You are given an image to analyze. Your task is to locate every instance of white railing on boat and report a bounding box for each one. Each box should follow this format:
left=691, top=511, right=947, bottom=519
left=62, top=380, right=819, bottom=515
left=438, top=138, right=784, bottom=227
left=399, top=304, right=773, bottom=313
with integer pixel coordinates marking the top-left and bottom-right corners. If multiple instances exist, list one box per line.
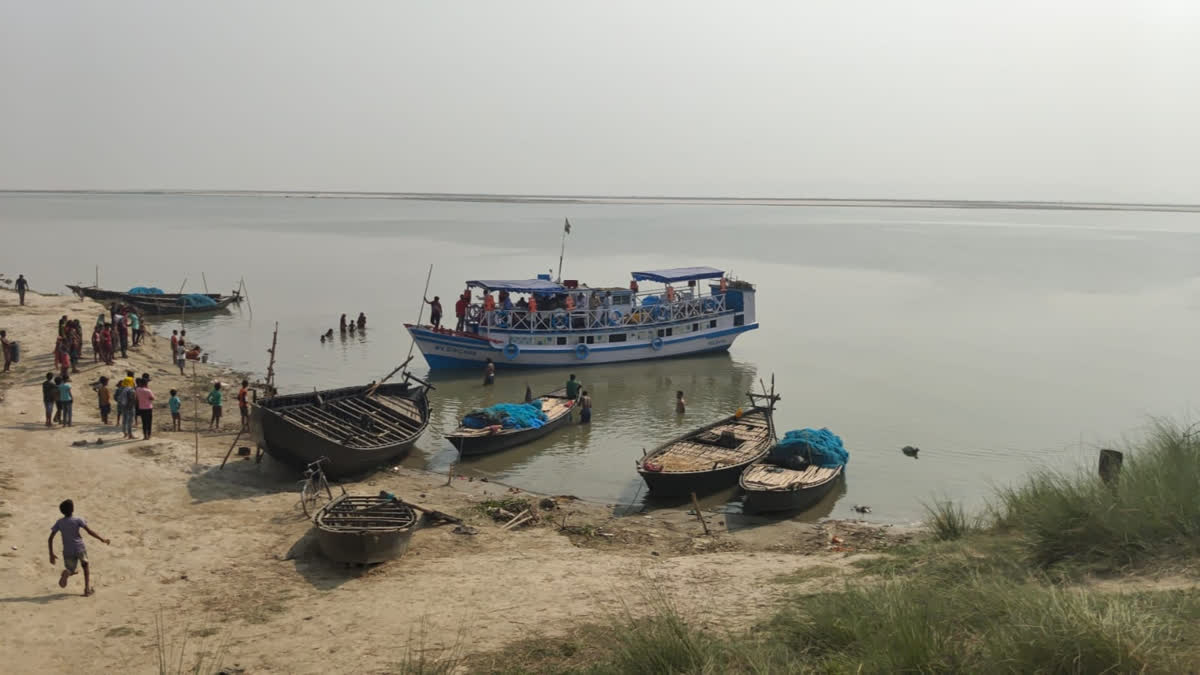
left=471, top=293, right=729, bottom=332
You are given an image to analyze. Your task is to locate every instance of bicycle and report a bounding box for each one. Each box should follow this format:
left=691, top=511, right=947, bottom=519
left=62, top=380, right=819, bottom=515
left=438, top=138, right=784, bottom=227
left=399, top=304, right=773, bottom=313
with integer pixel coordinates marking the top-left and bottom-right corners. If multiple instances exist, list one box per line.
left=298, top=457, right=343, bottom=517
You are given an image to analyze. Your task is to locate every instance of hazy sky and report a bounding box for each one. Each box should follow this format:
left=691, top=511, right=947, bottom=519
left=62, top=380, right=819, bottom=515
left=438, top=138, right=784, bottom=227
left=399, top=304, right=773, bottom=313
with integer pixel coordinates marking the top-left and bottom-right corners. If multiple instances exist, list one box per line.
left=2, top=2, right=1198, bottom=200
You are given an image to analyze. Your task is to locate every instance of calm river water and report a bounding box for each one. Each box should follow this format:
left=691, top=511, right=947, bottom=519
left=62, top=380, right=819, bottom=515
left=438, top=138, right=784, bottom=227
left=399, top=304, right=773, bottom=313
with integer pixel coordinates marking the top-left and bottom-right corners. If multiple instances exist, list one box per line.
left=5, top=193, right=1200, bottom=521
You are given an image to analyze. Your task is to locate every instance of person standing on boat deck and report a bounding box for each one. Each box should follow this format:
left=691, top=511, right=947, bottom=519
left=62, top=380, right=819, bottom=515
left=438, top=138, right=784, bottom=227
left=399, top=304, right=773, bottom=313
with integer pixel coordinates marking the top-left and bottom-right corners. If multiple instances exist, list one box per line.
left=454, top=293, right=468, bottom=332
left=719, top=276, right=728, bottom=293
left=483, top=358, right=495, bottom=386
left=629, top=278, right=638, bottom=293
left=665, top=285, right=676, bottom=303
left=357, top=312, right=366, bottom=330
left=16, top=274, right=28, bottom=305
left=424, top=296, right=443, bottom=329
left=565, top=373, right=581, bottom=401
left=676, top=390, right=686, bottom=414
left=579, top=390, right=592, bottom=424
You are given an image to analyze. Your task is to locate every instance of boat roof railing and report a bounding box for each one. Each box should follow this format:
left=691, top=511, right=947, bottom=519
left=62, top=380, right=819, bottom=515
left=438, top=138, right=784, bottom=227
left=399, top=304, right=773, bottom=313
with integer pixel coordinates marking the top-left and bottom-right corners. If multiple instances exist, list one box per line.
left=467, top=279, right=567, bottom=294
left=630, top=266, right=725, bottom=284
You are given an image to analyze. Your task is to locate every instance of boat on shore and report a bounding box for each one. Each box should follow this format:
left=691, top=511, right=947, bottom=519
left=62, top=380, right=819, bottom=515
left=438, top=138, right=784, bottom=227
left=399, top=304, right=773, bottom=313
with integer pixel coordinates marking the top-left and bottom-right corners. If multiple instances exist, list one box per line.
left=740, top=464, right=845, bottom=514
left=636, top=390, right=779, bottom=497
left=446, top=388, right=576, bottom=456
left=250, top=374, right=431, bottom=478
left=405, top=266, right=758, bottom=369
left=66, top=284, right=242, bottom=315
left=314, top=493, right=418, bottom=564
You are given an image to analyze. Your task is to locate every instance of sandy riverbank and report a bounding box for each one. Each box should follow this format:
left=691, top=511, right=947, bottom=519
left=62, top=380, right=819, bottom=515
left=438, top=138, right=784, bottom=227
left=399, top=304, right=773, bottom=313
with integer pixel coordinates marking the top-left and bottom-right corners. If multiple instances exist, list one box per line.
left=0, top=290, right=911, bottom=673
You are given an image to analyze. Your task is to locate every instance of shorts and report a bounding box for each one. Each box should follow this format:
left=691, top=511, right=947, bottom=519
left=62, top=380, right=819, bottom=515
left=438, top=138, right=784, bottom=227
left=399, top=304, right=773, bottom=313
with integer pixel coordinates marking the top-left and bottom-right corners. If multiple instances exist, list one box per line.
left=176, top=358, right=186, bottom=369
left=240, top=406, right=249, bottom=418
left=212, top=405, right=222, bottom=416
left=171, top=412, right=181, bottom=421
left=99, top=404, right=111, bottom=416
left=64, top=551, right=88, bottom=573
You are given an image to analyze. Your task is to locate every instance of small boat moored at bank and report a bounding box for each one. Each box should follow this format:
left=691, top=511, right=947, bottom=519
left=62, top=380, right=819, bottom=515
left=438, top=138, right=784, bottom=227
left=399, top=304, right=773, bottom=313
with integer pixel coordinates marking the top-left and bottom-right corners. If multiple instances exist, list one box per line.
left=314, top=493, right=419, bottom=564
left=446, top=388, right=577, bottom=456
left=740, top=428, right=849, bottom=514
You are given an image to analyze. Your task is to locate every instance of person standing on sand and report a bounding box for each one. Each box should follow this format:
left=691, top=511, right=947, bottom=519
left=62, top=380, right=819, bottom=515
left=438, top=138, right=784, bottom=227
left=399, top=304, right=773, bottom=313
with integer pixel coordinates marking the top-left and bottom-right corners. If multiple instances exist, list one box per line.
left=579, top=390, right=592, bottom=424
left=42, top=372, right=56, bottom=427
left=115, top=314, right=128, bottom=359
left=1, top=330, right=11, bottom=373
left=95, top=376, right=112, bottom=425
left=135, top=377, right=155, bottom=440
left=15, top=274, right=28, bottom=305
left=206, top=382, right=223, bottom=431
left=58, top=375, right=73, bottom=427
left=424, top=296, right=443, bottom=329
left=483, top=358, right=495, bottom=386
left=48, top=499, right=109, bottom=597
left=169, top=389, right=182, bottom=431
left=128, top=311, right=141, bottom=347
left=237, top=380, right=250, bottom=432
left=116, top=380, right=135, bottom=439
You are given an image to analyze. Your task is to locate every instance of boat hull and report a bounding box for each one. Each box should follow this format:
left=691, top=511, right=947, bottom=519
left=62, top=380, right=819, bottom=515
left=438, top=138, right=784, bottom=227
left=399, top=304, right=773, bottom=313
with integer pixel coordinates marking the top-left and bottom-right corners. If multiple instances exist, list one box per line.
left=408, top=324, right=756, bottom=370
left=741, top=468, right=845, bottom=514
left=640, top=461, right=756, bottom=498
left=449, top=407, right=573, bottom=456
left=316, top=527, right=414, bottom=564
left=250, top=383, right=428, bottom=479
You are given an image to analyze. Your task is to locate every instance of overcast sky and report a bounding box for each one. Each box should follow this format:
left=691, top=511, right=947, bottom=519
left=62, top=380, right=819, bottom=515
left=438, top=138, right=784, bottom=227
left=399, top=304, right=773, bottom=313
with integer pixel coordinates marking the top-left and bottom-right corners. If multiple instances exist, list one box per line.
left=2, top=1, right=1197, bottom=201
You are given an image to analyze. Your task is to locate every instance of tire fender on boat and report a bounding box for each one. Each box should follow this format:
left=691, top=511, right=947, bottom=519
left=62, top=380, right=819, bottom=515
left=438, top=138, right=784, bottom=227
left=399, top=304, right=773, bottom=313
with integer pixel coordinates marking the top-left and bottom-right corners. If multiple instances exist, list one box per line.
left=609, top=309, right=622, bottom=326
left=650, top=337, right=664, bottom=351
left=503, top=342, right=520, bottom=360
left=552, top=312, right=569, bottom=329
left=702, top=298, right=718, bottom=313
left=575, top=343, right=590, bottom=360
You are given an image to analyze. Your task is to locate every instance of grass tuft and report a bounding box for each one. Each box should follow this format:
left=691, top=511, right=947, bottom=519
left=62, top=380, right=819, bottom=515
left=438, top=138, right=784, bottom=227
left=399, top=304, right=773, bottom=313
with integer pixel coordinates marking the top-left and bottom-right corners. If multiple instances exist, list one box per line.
left=924, top=499, right=975, bottom=541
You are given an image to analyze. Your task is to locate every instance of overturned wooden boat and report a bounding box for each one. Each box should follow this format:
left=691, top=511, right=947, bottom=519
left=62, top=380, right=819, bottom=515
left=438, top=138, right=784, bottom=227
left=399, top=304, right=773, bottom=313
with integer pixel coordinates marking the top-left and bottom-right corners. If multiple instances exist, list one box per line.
left=314, top=493, right=418, bottom=564
left=636, top=390, right=779, bottom=497
left=740, top=463, right=845, bottom=514
left=250, top=373, right=431, bottom=478
left=446, top=388, right=576, bottom=456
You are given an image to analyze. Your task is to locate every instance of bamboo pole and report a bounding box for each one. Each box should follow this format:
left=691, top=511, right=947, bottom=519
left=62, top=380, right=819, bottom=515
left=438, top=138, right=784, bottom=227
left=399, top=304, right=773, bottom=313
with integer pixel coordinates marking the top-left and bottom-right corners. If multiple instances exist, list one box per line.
left=240, top=276, right=252, bottom=316
left=202, top=272, right=209, bottom=294
left=405, top=264, right=434, bottom=363
left=192, top=360, right=200, bottom=464
left=265, top=322, right=278, bottom=394
left=690, top=492, right=711, bottom=536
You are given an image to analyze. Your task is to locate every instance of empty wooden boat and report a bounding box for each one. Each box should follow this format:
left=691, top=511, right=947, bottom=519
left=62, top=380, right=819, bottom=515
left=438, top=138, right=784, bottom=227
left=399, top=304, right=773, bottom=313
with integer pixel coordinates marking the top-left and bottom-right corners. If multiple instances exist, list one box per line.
left=636, top=391, right=779, bottom=497
left=740, top=463, right=845, bottom=514
left=314, top=493, right=418, bottom=564
left=250, top=375, right=431, bottom=478
left=446, top=388, right=576, bottom=456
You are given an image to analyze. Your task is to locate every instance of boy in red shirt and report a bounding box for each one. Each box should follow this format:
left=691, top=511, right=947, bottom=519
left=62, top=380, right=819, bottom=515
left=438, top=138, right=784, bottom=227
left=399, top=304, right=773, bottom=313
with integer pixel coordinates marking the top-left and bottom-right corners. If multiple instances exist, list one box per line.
left=238, top=379, right=251, bottom=432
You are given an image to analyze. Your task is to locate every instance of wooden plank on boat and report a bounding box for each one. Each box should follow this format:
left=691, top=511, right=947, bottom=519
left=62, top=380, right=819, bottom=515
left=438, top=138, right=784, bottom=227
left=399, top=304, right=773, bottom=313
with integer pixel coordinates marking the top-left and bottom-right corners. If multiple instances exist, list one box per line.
left=335, top=397, right=422, bottom=431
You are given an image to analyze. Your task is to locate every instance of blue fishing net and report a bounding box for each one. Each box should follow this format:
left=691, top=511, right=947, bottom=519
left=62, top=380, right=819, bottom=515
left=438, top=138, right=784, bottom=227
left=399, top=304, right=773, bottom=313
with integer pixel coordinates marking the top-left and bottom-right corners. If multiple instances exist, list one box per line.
left=767, top=428, right=849, bottom=469
left=462, top=401, right=547, bottom=430
left=128, top=286, right=164, bottom=295
left=180, top=293, right=218, bottom=307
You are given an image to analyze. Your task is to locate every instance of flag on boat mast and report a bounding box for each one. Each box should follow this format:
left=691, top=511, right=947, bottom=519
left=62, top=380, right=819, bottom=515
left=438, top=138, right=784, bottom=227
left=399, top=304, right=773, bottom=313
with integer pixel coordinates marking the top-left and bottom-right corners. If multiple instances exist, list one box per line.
left=564, top=218, right=571, bottom=234
left=557, top=218, right=571, bottom=282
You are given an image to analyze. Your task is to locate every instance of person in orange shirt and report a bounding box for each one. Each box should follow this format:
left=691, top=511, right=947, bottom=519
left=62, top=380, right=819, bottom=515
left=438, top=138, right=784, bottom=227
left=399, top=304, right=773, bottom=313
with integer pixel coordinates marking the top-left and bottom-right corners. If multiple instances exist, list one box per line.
left=528, top=295, right=538, bottom=314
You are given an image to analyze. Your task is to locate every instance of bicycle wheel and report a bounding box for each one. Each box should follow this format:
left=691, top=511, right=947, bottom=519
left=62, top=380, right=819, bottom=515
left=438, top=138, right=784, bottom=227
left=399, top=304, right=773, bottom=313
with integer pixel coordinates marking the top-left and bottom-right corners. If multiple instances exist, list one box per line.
left=300, top=479, right=321, bottom=518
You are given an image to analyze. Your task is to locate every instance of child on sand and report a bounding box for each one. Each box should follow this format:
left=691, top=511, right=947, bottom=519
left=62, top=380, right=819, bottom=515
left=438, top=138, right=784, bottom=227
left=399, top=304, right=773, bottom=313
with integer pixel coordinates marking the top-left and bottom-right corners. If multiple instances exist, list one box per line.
left=48, top=499, right=109, bottom=597
left=237, top=380, right=250, bottom=432
left=206, top=382, right=223, bottom=431
left=169, top=389, right=182, bottom=431
left=95, top=376, right=111, bottom=425
left=58, top=375, right=73, bottom=427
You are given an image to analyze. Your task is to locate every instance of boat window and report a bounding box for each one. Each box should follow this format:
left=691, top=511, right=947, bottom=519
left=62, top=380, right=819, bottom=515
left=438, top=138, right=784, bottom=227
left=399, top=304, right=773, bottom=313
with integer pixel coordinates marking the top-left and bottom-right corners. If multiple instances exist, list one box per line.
left=709, top=319, right=717, bottom=329
left=577, top=336, right=586, bottom=344
left=665, top=328, right=673, bottom=337
left=734, top=314, right=745, bottom=326
left=557, top=336, right=567, bottom=346
left=586, top=335, right=595, bottom=344
left=657, top=328, right=665, bottom=338
left=692, top=323, right=699, bottom=332
left=609, top=333, right=627, bottom=343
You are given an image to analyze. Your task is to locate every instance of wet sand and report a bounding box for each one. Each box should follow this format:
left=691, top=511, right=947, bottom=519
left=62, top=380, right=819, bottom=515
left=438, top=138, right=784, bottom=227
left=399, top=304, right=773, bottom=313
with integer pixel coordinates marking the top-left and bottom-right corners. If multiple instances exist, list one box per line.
left=0, top=290, right=908, bottom=673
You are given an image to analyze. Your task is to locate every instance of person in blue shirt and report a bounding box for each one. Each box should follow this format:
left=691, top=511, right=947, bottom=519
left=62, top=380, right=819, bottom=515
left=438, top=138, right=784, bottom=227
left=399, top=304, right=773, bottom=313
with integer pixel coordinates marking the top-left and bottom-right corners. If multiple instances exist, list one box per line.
left=58, top=375, right=73, bottom=427
left=169, top=389, right=182, bottom=431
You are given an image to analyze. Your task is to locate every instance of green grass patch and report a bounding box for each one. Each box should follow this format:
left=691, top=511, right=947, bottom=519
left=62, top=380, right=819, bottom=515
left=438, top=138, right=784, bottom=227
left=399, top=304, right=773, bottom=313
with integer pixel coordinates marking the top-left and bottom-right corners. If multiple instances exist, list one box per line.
left=924, top=499, right=976, bottom=541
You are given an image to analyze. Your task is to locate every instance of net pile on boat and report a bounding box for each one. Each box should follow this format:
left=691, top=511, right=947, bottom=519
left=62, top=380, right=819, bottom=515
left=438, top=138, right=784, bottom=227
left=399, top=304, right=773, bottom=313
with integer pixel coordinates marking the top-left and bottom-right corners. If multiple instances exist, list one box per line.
left=767, top=428, right=849, bottom=470
left=462, top=401, right=547, bottom=430
left=128, top=286, right=164, bottom=295
left=180, top=293, right=218, bottom=307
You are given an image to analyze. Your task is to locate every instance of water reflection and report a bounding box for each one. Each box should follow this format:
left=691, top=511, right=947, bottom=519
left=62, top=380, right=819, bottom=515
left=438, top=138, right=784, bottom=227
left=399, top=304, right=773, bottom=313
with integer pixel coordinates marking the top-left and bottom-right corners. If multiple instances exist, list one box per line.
left=402, top=353, right=759, bottom=505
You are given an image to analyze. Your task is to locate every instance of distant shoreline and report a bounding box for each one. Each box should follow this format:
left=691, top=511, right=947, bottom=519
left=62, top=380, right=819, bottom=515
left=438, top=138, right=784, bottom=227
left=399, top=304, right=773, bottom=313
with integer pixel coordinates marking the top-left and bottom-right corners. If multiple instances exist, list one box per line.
left=2, top=189, right=1199, bottom=213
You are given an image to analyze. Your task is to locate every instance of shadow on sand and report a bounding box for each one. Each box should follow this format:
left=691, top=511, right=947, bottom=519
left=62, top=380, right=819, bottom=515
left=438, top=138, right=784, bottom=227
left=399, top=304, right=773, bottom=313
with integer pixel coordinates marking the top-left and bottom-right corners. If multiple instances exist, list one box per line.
left=185, top=453, right=299, bottom=504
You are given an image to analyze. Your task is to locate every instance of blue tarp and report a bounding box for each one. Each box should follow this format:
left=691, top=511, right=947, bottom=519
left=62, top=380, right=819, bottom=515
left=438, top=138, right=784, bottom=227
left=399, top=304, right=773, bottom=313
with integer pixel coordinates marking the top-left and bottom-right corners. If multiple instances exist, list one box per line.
left=462, top=401, right=547, bottom=430
left=467, top=279, right=567, bottom=294
left=767, top=428, right=849, bottom=470
left=129, top=286, right=165, bottom=295
left=180, top=294, right=218, bottom=308
left=631, top=267, right=725, bottom=284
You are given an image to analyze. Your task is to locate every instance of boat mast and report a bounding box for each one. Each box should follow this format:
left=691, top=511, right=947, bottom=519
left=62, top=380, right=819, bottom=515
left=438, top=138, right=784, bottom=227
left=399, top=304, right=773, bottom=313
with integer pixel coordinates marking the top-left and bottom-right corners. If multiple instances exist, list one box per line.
left=556, top=218, right=571, bottom=282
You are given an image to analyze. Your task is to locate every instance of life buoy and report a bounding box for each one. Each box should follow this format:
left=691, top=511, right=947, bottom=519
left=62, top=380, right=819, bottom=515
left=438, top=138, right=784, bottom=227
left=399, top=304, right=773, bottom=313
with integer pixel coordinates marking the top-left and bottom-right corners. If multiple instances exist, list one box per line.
left=702, top=298, right=718, bottom=313
left=608, top=309, right=622, bottom=326
left=503, top=343, right=520, bottom=360
left=650, top=337, right=664, bottom=351
left=652, top=305, right=669, bottom=322
left=575, top=343, right=590, bottom=360
left=552, top=312, right=569, bottom=329
left=493, top=311, right=508, bottom=328
left=467, top=305, right=482, bottom=321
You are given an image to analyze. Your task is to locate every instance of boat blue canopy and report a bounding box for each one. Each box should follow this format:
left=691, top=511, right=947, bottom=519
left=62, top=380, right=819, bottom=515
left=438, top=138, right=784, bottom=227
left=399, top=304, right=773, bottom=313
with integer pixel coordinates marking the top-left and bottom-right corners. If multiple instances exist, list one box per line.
left=630, top=266, right=725, bottom=284
left=466, top=279, right=567, bottom=293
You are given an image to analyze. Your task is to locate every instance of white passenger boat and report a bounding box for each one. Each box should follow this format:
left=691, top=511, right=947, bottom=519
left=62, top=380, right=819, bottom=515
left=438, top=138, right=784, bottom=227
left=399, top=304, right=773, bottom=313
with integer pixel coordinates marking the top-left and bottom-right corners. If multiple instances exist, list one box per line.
left=405, top=266, right=758, bottom=369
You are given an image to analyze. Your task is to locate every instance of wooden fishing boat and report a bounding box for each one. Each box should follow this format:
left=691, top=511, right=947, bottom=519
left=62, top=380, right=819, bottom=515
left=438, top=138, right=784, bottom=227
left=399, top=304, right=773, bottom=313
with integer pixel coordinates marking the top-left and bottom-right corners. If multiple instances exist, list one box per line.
left=250, top=375, right=431, bottom=478
left=124, top=294, right=241, bottom=315
left=446, top=388, right=576, bottom=456
left=66, top=284, right=238, bottom=305
left=314, top=493, right=418, bottom=564
left=740, top=463, right=845, bottom=514
left=636, top=390, right=779, bottom=497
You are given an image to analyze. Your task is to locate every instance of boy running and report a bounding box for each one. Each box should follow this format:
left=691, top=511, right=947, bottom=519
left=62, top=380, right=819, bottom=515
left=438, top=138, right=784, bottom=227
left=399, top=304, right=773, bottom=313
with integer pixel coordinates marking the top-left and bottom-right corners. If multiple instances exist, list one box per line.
left=48, top=499, right=109, bottom=597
